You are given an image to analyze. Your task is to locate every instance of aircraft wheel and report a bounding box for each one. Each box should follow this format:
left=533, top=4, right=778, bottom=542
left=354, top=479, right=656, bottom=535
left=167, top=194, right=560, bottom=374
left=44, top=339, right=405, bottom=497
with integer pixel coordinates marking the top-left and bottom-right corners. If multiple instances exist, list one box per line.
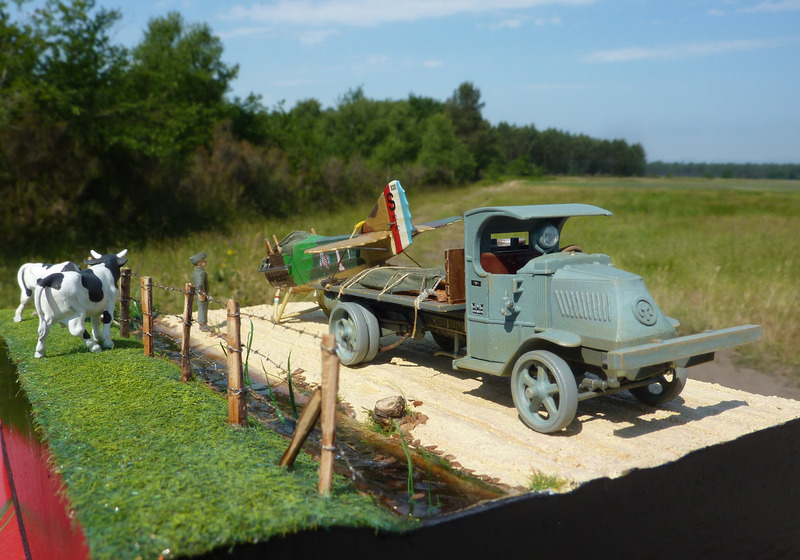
left=511, top=350, right=578, bottom=433
left=329, top=302, right=370, bottom=366
left=629, top=367, right=687, bottom=406
left=315, top=290, right=337, bottom=317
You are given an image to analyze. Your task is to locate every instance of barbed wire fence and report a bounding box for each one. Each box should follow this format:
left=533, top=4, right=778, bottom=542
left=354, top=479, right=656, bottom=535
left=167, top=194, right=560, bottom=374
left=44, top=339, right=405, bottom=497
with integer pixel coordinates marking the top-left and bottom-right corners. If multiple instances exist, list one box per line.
left=121, top=267, right=351, bottom=493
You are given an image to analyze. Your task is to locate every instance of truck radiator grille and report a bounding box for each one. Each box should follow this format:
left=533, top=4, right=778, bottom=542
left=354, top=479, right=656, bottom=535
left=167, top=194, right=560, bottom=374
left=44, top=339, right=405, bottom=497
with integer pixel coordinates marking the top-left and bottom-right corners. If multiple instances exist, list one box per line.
left=555, top=290, right=612, bottom=322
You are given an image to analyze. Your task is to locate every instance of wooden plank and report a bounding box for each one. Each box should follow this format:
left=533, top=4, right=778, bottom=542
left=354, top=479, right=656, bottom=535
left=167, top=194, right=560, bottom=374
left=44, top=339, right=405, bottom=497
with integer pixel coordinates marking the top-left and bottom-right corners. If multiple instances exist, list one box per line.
left=445, top=248, right=466, bottom=304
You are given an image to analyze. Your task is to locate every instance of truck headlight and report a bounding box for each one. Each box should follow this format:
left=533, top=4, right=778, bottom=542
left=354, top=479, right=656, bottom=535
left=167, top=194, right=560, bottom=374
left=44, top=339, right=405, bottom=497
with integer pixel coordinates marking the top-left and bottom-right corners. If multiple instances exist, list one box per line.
left=539, top=225, right=560, bottom=250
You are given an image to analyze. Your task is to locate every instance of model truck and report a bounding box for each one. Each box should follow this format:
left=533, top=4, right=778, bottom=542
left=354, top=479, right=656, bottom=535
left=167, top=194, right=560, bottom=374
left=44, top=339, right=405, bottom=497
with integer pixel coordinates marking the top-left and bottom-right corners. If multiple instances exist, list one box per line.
left=313, top=203, right=761, bottom=434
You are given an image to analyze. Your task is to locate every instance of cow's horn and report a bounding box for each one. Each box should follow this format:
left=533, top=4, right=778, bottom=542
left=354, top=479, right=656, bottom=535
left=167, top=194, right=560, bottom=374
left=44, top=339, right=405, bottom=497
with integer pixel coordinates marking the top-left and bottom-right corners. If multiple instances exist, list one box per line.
left=90, top=250, right=102, bottom=259
left=117, top=249, right=128, bottom=259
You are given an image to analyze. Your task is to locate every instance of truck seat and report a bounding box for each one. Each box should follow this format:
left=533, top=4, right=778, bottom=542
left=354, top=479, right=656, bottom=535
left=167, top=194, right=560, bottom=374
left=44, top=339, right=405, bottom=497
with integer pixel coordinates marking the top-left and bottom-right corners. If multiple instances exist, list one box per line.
left=481, top=251, right=540, bottom=274
left=480, top=252, right=510, bottom=274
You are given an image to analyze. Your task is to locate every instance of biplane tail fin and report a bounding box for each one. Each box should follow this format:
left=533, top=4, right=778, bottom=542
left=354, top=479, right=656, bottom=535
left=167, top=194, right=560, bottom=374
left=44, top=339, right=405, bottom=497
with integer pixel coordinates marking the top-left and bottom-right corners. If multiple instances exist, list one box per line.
left=361, top=180, right=413, bottom=254
left=305, top=179, right=460, bottom=258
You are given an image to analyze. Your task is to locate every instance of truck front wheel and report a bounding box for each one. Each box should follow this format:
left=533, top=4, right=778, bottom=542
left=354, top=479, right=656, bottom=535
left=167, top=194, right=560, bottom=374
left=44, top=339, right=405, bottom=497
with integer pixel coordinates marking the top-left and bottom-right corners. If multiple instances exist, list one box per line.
left=511, top=350, right=579, bottom=433
left=629, top=367, right=687, bottom=406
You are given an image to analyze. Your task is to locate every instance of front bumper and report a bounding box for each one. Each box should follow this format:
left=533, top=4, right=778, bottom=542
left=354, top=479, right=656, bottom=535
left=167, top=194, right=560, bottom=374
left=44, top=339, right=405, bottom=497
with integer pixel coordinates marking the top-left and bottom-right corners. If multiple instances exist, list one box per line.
left=603, top=325, right=762, bottom=374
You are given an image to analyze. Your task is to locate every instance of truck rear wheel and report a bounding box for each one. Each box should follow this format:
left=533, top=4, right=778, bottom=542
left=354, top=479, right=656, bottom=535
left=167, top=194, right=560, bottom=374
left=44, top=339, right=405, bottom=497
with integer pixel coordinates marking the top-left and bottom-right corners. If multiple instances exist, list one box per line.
left=431, top=330, right=465, bottom=352
left=359, top=306, right=380, bottom=362
left=511, top=350, right=579, bottom=433
left=329, top=302, right=371, bottom=365
left=629, top=367, right=687, bottom=406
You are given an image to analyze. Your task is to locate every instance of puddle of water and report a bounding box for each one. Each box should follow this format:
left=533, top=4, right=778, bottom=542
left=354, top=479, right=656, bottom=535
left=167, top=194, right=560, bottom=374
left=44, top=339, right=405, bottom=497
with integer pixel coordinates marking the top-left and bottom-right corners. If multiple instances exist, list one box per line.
left=154, top=332, right=507, bottom=519
left=0, top=339, right=92, bottom=560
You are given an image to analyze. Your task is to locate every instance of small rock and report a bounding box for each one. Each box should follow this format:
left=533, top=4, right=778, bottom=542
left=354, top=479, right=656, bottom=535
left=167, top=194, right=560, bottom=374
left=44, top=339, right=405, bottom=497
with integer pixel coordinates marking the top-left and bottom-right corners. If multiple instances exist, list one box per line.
left=374, top=395, right=406, bottom=419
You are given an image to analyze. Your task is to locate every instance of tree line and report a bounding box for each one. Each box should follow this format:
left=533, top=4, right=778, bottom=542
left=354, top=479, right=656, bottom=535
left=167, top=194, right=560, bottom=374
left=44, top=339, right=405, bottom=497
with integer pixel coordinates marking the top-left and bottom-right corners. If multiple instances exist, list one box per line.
left=1, top=0, right=646, bottom=257
left=647, top=161, right=800, bottom=180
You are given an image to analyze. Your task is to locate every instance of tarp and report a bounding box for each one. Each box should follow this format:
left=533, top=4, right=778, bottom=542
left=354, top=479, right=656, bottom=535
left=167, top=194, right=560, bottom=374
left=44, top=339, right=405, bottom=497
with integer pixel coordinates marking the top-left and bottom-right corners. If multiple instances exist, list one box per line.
left=346, top=266, right=446, bottom=297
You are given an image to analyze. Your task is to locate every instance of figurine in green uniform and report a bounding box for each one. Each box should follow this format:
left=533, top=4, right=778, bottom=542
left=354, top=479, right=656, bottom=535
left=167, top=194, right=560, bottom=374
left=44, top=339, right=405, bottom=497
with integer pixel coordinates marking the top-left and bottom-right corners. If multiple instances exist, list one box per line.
left=190, top=252, right=209, bottom=329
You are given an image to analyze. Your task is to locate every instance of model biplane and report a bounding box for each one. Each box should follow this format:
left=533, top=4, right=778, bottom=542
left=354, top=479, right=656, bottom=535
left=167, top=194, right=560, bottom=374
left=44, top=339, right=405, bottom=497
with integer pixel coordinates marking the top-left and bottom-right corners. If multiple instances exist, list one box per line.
left=259, top=180, right=461, bottom=321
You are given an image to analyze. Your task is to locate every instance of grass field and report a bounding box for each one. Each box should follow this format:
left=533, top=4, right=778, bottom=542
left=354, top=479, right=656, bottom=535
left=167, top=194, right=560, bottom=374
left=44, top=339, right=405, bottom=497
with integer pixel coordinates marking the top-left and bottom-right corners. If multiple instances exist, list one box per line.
left=3, top=176, right=798, bottom=376
left=0, top=310, right=409, bottom=560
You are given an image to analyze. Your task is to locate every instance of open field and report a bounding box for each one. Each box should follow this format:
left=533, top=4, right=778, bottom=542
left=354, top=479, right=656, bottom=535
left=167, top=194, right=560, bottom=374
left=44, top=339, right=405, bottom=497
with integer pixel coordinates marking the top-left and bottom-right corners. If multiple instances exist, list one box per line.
left=3, top=176, right=799, bottom=376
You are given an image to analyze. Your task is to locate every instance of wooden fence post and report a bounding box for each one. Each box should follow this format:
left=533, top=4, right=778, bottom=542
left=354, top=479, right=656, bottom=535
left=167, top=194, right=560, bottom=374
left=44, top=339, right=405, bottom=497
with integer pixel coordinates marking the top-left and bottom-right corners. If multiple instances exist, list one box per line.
left=227, top=299, right=247, bottom=426
left=141, top=276, right=153, bottom=358
left=181, top=283, right=195, bottom=382
left=319, top=334, right=340, bottom=496
left=119, top=267, right=131, bottom=337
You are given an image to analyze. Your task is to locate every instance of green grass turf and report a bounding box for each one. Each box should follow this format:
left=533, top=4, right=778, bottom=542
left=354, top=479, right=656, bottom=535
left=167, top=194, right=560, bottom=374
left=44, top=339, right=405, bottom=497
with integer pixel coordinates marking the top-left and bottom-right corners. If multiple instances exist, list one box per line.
left=0, top=310, right=410, bottom=560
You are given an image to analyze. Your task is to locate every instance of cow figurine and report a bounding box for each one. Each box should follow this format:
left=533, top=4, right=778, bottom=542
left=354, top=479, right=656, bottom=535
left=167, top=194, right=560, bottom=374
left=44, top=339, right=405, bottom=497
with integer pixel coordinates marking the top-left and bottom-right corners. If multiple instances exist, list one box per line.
left=33, top=250, right=128, bottom=358
left=14, top=261, right=82, bottom=322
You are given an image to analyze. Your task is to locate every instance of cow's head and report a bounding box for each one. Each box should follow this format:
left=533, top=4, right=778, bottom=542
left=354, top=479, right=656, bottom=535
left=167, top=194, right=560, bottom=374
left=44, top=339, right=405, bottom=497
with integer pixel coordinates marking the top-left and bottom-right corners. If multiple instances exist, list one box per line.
left=86, top=250, right=128, bottom=283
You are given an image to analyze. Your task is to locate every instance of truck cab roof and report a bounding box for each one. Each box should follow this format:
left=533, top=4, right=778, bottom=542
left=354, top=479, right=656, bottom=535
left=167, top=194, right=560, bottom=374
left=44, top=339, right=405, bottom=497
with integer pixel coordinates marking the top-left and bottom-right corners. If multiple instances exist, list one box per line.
left=464, top=203, right=612, bottom=222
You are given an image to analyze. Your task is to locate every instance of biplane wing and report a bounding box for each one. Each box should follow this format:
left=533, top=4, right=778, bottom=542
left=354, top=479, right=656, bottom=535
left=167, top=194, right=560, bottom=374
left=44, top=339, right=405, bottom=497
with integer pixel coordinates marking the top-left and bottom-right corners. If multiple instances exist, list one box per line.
left=303, top=230, right=393, bottom=255
left=413, top=215, right=463, bottom=234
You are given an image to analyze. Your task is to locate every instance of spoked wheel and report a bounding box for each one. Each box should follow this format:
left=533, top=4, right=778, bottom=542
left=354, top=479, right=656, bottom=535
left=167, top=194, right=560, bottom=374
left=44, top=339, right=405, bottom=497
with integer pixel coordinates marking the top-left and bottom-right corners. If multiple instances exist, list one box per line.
left=511, top=350, right=579, bottom=433
left=329, top=302, right=371, bottom=365
left=629, top=367, right=687, bottom=406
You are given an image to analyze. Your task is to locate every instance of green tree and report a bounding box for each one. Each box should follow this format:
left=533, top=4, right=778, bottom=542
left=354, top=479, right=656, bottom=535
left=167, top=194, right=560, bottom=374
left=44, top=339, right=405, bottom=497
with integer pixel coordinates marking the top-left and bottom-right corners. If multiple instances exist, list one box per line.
left=445, top=82, right=498, bottom=178
left=118, top=11, right=238, bottom=161
left=417, top=113, right=475, bottom=184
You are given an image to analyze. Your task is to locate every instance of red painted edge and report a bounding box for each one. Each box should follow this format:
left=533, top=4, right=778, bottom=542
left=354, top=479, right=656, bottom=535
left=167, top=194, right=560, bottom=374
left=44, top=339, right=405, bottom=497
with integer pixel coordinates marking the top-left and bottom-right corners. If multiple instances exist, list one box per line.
left=0, top=421, right=91, bottom=560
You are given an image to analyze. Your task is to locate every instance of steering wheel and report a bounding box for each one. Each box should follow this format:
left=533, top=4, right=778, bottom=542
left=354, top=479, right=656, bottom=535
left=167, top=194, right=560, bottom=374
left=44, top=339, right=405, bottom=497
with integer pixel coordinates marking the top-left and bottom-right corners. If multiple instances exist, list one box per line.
left=561, top=244, right=583, bottom=253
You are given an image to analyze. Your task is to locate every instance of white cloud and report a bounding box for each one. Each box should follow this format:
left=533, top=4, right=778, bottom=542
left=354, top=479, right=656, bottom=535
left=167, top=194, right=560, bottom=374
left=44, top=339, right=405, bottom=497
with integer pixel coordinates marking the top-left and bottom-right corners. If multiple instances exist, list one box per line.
left=491, top=18, right=525, bottom=29
left=740, top=0, right=800, bottom=13
left=424, top=59, right=444, bottom=67
left=218, top=26, right=274, bottom=39
left=585, top=38, right=786, bottom=63
left=299, top=29, right=340, bottom=44
left=535, top=15, right=562, bottom=25
left=225, top=0, right=595, bottom=27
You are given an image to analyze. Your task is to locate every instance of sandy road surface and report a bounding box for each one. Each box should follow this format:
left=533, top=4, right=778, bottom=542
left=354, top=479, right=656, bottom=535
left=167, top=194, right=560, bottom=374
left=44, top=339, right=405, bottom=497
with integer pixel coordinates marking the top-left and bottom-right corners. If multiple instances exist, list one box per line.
left=156, top=303, right=800, bottom=490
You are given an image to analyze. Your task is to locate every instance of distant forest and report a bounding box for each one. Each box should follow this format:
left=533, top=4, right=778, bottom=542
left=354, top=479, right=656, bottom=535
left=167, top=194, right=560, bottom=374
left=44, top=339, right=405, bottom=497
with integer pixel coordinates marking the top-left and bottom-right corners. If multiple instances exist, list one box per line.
left=647, top=162, right=800, bottom=180
left=2, top=1, right=788, bottom=258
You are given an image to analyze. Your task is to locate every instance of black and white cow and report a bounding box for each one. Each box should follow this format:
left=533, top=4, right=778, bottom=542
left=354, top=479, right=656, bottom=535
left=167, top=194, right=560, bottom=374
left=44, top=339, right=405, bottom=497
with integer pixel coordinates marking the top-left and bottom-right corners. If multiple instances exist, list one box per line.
left=14, top=261, right=82, bottom=322
left=33, top=250, right=128, bottom=358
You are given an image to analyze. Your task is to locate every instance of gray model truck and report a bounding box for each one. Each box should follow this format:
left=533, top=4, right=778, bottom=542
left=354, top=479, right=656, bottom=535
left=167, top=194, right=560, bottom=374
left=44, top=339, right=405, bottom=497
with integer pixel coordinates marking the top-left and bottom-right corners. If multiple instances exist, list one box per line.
left=313, top=203, right=761, bottom=434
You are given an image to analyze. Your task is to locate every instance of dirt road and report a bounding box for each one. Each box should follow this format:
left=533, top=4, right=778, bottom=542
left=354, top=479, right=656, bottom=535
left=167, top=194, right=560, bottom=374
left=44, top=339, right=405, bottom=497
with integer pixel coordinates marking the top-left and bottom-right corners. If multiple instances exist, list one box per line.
left=156, top=302, right=800, bottom=490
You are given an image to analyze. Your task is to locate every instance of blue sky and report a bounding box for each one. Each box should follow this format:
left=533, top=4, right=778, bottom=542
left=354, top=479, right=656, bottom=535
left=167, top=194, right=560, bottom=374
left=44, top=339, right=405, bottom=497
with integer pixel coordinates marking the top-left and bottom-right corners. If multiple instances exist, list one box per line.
left=90, top=1, right=800, bottom=162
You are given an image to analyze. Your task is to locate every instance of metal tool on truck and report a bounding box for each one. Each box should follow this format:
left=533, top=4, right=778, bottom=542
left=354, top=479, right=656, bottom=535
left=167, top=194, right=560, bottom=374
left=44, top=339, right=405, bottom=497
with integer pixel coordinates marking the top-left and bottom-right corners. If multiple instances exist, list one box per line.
left=314, top=203, right=761, bottom=434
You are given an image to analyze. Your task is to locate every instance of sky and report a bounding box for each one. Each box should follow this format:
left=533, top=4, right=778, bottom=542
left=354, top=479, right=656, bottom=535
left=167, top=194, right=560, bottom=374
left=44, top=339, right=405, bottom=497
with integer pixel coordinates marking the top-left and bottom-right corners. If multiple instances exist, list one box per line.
left=53, top=1, right=800, bottom=163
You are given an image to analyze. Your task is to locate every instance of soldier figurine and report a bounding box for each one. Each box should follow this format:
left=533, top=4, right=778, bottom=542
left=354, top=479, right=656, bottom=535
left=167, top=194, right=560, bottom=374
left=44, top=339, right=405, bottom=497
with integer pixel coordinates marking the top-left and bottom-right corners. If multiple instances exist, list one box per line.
left=190, top=252, right=209, bottom=329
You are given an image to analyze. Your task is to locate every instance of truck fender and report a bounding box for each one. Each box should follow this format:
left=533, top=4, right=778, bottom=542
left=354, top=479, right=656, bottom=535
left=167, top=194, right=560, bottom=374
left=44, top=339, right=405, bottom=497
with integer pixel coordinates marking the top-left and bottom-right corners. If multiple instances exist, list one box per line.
left=529, top=329, right=582, bottom=348
left=501, top=329, right=583, bottom=376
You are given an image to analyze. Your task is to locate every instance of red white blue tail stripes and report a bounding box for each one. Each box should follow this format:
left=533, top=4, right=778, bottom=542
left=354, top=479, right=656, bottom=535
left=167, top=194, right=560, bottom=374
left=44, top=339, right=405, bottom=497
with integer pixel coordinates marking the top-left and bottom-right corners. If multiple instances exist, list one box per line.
left=384, top=180, right=413, bottom=254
